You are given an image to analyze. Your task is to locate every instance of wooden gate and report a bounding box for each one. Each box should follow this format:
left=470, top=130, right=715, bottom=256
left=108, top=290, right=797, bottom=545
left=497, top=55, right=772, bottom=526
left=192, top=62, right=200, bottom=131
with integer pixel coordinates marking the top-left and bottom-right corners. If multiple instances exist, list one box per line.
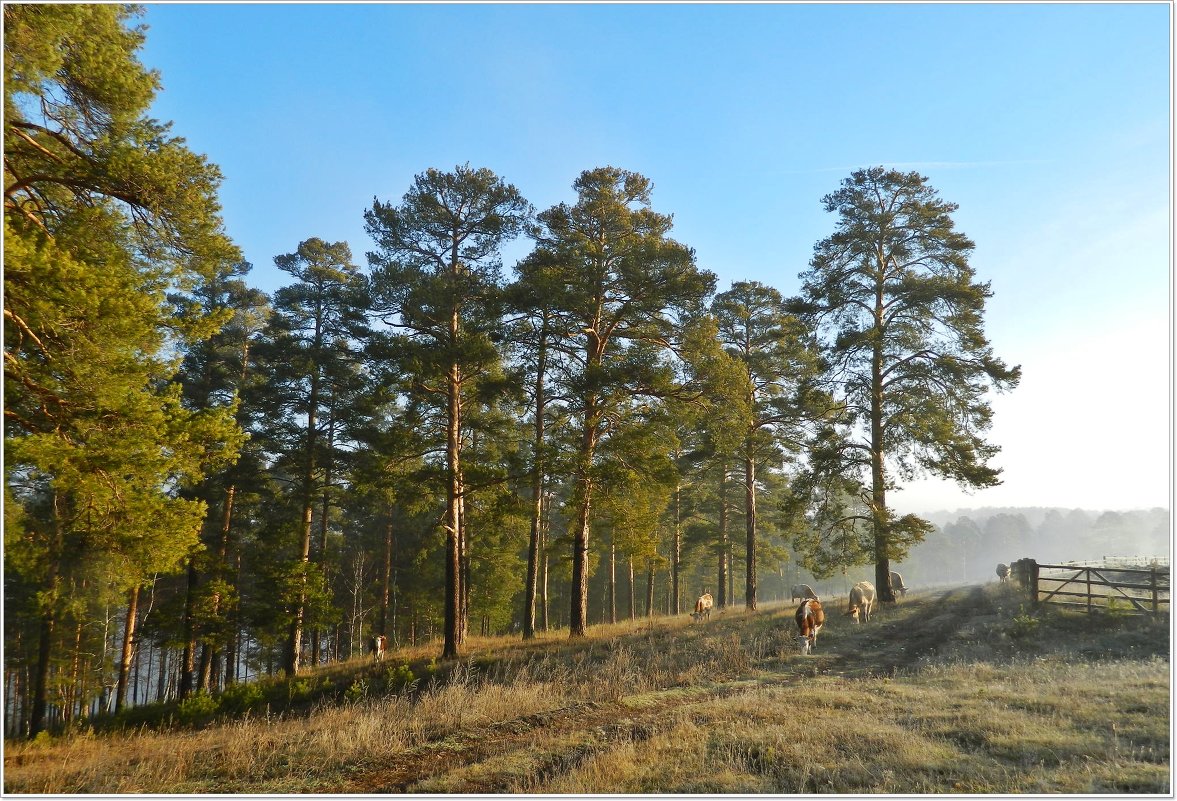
left=1012, top=559, right=1170, bottom=616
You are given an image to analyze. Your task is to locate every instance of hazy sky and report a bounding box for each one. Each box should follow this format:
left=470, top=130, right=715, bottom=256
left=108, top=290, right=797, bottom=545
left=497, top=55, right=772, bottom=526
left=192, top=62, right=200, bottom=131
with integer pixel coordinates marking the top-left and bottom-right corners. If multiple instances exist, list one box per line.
left=139, top=3, right=1171, bottom=515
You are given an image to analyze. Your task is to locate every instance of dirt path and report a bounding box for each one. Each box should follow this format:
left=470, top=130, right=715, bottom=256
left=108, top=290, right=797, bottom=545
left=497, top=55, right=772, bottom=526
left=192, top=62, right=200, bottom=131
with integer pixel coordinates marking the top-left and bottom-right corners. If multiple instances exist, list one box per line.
left=340, top=586, right=993, bottom=793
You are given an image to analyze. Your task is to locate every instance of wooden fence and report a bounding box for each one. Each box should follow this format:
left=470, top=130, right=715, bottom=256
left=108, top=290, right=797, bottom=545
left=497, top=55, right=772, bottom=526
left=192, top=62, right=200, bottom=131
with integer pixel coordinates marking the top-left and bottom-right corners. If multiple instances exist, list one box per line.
left=1011, top=558, right=1170, bottom=616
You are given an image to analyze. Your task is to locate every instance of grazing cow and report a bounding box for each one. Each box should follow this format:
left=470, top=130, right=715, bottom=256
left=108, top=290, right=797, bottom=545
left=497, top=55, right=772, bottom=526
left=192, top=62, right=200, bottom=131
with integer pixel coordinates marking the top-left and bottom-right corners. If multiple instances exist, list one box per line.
left=691, top=593, right=714, bottom=622
left=795, top=598, right=825, bottom=655
left=790, top=583, right=819, bottom=603
left=844, top=581, right=876, bottom=624
left=996, top=563, right=1011, bottom=583
left=368, top=634, right=387, bottom=662
left=889, top=571, right=909, bottom=598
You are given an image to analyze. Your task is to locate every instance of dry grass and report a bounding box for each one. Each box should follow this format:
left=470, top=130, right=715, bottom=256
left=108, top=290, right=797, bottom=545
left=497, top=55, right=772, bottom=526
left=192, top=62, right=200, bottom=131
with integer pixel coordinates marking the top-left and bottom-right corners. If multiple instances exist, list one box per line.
left=4, top=586, right=1170, bottom=794
left=525, top=655, right=1169, bottom=794
left=3, top=668, right=567, bottom=793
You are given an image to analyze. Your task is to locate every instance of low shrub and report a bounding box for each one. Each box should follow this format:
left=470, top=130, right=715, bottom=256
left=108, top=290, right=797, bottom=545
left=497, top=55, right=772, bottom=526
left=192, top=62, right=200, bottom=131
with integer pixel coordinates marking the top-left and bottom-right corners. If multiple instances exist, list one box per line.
left=345, top=679, right=369, bottom=703
left=287, top=679, right=314, bottom=703
left=386, top=662, right=416, bottom=690
left=218, top=681, right=266, bottom=715
left=177, top=691, right=218, bottom=725
left=1010, top=606, right=1039, bottom=639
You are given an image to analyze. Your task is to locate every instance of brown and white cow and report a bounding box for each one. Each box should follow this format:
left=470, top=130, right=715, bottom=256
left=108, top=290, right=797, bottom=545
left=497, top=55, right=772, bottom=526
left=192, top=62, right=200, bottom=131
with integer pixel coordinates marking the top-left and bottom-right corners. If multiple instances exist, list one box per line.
left=369, top=634, right=387, bottom=662
left=691, top=593, right=714, bottom=622
left=844, top=581, right=876, bottom=624
left=996, top=563, right=1011, bottom=583
left=790, top=583, right=819, bottom=603
left=795, top=598, right=825, bottom=655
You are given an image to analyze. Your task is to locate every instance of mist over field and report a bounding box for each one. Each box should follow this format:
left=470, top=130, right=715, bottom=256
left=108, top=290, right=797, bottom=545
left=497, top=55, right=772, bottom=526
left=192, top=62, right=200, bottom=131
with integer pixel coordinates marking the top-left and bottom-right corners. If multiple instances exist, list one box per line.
left=783, top=506, right=1170, bottom=599
left=896, top=506, right=1167, bottom=585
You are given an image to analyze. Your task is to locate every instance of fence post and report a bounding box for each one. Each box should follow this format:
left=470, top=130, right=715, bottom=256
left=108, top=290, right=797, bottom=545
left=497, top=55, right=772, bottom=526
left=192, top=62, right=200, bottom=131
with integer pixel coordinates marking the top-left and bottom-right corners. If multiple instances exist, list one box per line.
left=1030, top=560, right=1039, bottom=608
left=1086, top=568, right=1092, bottom=614
left=1151, top=566, right=1158, bottom=615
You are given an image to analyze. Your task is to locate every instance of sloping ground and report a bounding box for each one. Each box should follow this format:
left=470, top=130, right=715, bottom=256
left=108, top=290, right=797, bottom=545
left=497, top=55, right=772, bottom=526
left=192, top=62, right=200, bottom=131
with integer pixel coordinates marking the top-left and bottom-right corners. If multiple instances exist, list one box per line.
left=340, top=584, right=1169, bottom=794
left=4, top=583, right=1169, bottom=793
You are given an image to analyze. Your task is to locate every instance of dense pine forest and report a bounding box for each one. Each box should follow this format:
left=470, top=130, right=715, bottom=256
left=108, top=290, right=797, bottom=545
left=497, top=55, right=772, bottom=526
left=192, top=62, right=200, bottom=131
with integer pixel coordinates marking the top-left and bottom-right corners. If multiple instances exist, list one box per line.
left=4, top=5, right=1069, bottom=740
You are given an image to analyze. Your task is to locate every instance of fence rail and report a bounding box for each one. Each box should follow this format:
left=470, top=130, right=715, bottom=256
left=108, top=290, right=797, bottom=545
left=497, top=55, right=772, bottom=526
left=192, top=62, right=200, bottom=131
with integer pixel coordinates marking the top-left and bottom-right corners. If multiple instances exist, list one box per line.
left=1011, top=558, right=1170, bottom=616
left=1060, top=556, right=1170, bottom=569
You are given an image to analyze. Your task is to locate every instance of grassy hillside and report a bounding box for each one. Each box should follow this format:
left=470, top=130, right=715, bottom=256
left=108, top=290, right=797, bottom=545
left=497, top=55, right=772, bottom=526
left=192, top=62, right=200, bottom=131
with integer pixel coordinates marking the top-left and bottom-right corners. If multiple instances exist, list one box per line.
left=4, top=582, right=1169, bottom=794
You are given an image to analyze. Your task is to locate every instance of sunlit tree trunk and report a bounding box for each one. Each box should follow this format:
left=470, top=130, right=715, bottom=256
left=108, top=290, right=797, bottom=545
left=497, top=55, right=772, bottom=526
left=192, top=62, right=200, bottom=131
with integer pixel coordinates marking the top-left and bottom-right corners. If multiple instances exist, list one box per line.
left=718, top=465, right=729, bottom=608
left=115, top=585, right=140, bottom=712
left=744, top=437, right=758, bottom=611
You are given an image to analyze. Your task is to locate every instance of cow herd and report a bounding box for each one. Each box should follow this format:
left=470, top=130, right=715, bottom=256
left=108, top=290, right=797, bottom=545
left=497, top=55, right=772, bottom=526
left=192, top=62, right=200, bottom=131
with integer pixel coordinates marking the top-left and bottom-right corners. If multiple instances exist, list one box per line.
left=693, top=571, right=914, bottom=656
left=362, top=563, right=1016, bottom=666
left=690, top=562, right=1014, bottom=655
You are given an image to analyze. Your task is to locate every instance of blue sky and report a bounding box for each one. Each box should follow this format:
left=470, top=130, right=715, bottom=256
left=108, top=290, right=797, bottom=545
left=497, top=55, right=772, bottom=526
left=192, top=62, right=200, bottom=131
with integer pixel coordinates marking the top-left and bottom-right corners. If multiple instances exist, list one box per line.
left=139, top=3, right=1171, bottom=515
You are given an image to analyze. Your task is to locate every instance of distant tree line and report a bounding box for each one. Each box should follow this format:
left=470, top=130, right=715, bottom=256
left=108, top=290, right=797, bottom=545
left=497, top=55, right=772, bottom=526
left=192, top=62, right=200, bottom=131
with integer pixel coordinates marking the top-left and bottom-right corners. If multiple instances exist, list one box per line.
left=895, top=507, right=1171, bottom=586
left=3, top=6, right=1020, bottom=737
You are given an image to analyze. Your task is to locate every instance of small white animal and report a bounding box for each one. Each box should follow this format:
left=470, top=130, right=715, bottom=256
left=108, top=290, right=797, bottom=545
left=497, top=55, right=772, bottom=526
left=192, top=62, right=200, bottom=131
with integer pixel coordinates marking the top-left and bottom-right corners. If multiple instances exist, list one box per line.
left=889, top=571, right=908, bottom=598
left=844, top=581, right=876, bottom=624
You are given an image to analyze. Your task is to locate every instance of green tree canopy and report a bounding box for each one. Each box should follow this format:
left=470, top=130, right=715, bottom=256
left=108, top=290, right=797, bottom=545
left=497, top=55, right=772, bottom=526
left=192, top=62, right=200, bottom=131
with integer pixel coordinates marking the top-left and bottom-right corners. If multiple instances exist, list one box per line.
left=3, top=4, right=242, bottom=736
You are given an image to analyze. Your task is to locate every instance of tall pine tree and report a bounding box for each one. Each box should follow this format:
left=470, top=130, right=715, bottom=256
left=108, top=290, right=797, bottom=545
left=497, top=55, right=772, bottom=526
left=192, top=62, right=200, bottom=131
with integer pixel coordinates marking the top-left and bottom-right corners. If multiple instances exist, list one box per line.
left=794, top=167, right=1021, bottom=602
left=365, top=165, right=531, bottom=659
left=527, top=167, right=714, bottom=637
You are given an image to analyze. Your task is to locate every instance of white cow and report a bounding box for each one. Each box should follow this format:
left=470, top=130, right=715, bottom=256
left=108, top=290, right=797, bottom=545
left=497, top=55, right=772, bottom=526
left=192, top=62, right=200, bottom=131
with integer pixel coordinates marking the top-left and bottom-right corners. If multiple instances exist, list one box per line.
left=790, top=583, right=819, bottom=603
left=369, top=634, right=387, bottom=662
left=690, top=593, right=714, bottom=622
left=889, top=571, right=909, bottom=598
left=844, top=581, right=876, bottom=624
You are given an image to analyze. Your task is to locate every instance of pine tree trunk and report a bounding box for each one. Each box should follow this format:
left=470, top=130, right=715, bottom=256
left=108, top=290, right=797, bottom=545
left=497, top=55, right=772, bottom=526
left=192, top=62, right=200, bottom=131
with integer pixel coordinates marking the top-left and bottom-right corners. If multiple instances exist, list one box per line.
left=728, top=542, right=735, bottom=604
left=31, top=601, right=55, bottom=735
left=443, top=343, right=462, bottom=659
left=672, top=463, right=682, bottom=615
left=115, top=585, right=140, bottom=713
left=9, top=665, right=23, bottom=738
left=30, top=494, right=64, bottom=738
left=540, top=493, right=550, bottom=632
left=458, top=465, right=469, bottom=646
left=871, top=285, right=894, bottom=604
left=132, top=634, right=144, bottom=705
left=379, top=513, right=393, bottom=636
left=221, top=334, right=250, bottom=686
left=570, top=395, right=601, bottom=637
left=523, top=329, right=547, bottom=640
left=65, top=619, right=83, bottom=725
left=178, top=557, right=199, bottom=699
left=286, top=306, right=322, bottom=676
left=311, top=418, right=333, bottom=668
left=196, top=644, right=212, bottom=693
left=645, top=559, right=655, bottom=618
left=718, top=465, right=729, bottom=608
left=156, top=648, right=168, bottom=703
left=224, top=550, right=242, bottom=686
left=744, top=439, right=758, bottom=611
left=608, top=537, right=617, bottom=624
left=627, top=556, right=636, bottom=621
